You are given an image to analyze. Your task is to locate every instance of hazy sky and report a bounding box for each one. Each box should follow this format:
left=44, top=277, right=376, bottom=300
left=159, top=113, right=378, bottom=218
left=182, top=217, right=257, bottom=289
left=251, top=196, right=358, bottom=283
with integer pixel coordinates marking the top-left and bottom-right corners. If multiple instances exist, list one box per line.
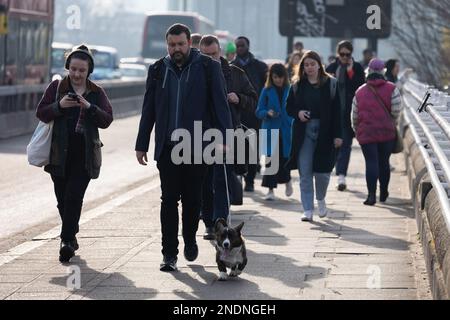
left=87, top=0, right=168, bottom=14
left=125, top=0, right=168, bottom=13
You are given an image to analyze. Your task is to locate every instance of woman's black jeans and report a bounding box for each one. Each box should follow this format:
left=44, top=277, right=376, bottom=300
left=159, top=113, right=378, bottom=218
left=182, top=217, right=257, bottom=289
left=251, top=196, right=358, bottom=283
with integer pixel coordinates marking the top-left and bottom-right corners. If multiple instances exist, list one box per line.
left=51, top=160, right=91, bottom=242
left=360, top=140, right=395, bottom=195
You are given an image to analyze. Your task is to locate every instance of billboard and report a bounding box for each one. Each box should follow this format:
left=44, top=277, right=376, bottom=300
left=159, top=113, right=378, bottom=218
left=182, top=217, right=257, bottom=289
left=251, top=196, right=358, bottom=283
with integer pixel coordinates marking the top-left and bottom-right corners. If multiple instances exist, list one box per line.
left=279, top=0, right=392, bottom=38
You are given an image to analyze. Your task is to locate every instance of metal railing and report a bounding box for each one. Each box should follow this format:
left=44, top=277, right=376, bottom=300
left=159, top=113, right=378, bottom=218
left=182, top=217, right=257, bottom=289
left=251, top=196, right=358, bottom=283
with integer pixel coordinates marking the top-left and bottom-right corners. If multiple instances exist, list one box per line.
left=0, top=79, right=146, bottom=139
left=402, top=77, right=450, bottom=233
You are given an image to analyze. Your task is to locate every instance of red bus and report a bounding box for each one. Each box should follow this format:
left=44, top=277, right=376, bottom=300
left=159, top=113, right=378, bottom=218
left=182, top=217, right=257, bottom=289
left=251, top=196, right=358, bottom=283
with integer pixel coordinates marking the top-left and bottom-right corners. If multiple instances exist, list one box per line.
left=142, top=12, right=215, bottom=60
left=0, top=0, right=54, bottom=85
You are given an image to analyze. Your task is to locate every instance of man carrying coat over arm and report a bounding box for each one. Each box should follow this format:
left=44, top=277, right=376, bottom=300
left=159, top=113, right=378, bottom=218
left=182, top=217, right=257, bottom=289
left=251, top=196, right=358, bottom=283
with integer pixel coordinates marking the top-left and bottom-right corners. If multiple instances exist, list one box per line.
left=135, top=24, right=233, bottom=272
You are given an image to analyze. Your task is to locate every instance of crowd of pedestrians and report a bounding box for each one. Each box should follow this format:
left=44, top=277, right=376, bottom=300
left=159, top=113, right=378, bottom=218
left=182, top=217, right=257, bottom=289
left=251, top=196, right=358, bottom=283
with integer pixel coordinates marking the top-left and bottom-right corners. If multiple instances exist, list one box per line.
left=34, top=23, right=406, bottom=270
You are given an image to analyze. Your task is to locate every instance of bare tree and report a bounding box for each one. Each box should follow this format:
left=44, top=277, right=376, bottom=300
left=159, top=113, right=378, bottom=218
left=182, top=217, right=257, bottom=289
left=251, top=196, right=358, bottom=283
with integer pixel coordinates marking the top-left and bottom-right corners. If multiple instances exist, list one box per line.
left=391, top=0, right=450, bottom=88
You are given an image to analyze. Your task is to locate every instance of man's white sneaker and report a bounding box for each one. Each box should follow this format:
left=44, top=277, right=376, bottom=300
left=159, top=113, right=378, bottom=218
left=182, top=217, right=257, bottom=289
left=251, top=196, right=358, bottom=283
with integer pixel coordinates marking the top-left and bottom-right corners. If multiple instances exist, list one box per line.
left=285, top=181, right=293, bottom=197
left=264, top=190, right=275, bottom=201
left=301, top=211, right=314, bottom=222
left=318, top=200, right=329, bottom=218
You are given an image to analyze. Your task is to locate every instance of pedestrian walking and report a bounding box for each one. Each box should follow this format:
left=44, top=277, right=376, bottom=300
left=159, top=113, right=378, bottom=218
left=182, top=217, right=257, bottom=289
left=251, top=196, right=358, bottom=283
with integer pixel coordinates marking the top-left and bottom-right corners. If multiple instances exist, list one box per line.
left=199, top=35, right=258, bottom=240
left=286, top=50, right=343, bottom=222
left=36, top=44, right=114, bottom=263
left=351, top=59, right=403, bottom=206
left=326, top=41, right=366, bottom=192
left=231, top=36, right=268, bottom=193
left=385, top=58, right=413, bottom=91
left=361, top=48, right=375, bottom=71
left=255, top=63, right=293, bottom=201
left=135, top=24, right=233, bottom=272
left=225, top=42, right=237, bottom=62
left=191, top=33, right=202, bottom=49
left=286, top=41, right=305, bottom=63
left=286, top=51, right=303, bottom=82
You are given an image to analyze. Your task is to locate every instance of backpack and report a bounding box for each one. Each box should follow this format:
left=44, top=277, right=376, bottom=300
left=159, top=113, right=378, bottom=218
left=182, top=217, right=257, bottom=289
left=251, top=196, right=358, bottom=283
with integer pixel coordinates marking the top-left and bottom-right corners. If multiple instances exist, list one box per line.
left=292, top=77, right=337, bottom=100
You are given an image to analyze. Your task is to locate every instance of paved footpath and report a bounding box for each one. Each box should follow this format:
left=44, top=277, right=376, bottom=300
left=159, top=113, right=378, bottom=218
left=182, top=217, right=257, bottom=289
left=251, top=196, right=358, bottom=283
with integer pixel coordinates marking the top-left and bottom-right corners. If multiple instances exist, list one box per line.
left=0, top=147, right=431, bottom=300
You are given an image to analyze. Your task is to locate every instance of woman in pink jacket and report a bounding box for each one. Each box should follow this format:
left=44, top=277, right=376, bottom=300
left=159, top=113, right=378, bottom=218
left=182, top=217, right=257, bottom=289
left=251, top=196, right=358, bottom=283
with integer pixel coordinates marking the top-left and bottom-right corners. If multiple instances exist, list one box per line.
left=351, top=59, right=403, bottom=206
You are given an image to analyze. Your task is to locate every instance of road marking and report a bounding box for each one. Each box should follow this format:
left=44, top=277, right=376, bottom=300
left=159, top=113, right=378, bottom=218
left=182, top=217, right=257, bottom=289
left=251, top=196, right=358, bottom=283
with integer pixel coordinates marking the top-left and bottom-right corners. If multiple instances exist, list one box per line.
left=0, top=177, right=160, bottom=268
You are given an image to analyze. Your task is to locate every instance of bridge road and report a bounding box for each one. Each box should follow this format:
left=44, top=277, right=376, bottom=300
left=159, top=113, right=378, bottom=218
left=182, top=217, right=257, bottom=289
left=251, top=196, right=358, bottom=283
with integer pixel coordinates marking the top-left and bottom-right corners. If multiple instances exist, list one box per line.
left=0, top=115, right=158, bottom=251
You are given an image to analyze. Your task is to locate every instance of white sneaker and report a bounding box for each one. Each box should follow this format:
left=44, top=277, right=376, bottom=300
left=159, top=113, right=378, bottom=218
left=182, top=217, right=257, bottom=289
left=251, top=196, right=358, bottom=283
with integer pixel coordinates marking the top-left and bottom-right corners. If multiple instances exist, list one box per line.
left=301, top=211, right=314, bottom=222
left=285, top=181, right=293, bottom=197
left=318, top=200, right=329, bottom=218
left=264, top=189, right=275, bottom=201
left=337, top=175, right=347, bottom=191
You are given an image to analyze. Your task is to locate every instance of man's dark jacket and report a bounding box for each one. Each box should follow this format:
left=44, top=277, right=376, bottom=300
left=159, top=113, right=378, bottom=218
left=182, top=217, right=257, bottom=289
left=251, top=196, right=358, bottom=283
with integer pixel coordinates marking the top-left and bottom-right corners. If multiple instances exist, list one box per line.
left=135, top=49, right=233, bottom=161
left=231, top=52, right=268, bottom=129
left=220, top=57, right=258, bottom=129
left=326, top=59, right=365, bottom=133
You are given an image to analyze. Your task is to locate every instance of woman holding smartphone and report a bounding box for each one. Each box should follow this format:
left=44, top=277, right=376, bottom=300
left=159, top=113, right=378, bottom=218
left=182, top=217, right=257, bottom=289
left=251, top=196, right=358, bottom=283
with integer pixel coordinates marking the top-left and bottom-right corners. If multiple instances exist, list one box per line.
left=36, top=45, right=113, bottom=263
left=286, top=51, right=343, bottom=222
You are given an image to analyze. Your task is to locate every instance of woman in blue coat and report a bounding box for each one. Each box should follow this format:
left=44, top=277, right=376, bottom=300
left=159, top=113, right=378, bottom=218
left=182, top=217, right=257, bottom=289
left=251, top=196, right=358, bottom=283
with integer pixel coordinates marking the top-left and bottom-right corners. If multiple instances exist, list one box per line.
left=256, top=63, right=294, bottom=201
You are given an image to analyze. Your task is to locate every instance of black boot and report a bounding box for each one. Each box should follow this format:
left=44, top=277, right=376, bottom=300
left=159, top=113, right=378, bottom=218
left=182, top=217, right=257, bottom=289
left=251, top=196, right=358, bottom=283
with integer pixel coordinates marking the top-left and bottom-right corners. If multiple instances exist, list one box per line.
left=380, top=190, right=389, bottom=203
left=59, top=241, right=75, bottom=263
left=364, top=193, right=376, bottom=206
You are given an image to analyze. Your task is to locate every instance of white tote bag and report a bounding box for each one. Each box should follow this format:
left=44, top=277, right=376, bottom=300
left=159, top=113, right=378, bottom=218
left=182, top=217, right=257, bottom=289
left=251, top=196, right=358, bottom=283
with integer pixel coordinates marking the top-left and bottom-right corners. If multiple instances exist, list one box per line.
left=27, top=120, right=54, bottom=167
left=27, top=80, right=59, bottom=167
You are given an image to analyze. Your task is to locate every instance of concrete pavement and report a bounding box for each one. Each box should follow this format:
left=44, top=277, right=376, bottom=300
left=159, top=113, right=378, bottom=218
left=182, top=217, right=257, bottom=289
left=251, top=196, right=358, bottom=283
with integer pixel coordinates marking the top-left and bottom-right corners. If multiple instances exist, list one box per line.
left=0, top=146, right=431, bottom=300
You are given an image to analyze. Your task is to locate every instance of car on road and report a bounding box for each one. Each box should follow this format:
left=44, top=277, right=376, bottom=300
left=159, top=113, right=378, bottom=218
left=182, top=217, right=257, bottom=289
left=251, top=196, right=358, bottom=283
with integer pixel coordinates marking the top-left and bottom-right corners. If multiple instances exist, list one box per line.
left=120, top=57, right=155, bottom=69
left=89, top=45, right=122, bottom=81
left=119, top=63, right=147, bottom=81
left=51, top=42, right=73, bottom=81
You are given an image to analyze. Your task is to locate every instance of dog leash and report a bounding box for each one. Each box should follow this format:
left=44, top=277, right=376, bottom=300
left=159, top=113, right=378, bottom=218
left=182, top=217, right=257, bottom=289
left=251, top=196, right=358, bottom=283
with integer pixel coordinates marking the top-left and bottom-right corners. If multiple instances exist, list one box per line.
left=222, top=163, right=232, bottom=226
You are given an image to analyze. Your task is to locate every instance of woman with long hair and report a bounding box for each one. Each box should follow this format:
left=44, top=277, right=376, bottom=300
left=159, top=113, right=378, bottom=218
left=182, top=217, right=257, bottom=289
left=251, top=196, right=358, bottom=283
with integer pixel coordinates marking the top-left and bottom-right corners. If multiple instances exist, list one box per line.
left=286, top=51, right=343, bottom=222
left=256, top=63, right=293, bottom=201
left=286, top=51, right=303, bottom=82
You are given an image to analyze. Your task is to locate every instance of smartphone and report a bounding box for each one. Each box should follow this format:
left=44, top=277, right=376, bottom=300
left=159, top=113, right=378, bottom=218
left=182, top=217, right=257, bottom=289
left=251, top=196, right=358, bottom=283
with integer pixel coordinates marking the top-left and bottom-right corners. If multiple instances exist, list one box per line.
left=304, top=111, right=311, bottom=120
left=68, top=92, right=80, bottom=102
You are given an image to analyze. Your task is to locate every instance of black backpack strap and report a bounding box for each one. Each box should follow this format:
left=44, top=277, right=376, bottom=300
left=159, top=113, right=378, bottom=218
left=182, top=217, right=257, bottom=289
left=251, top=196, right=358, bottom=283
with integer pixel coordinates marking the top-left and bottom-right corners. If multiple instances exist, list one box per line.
left=151, top=58, right=165, bottom=82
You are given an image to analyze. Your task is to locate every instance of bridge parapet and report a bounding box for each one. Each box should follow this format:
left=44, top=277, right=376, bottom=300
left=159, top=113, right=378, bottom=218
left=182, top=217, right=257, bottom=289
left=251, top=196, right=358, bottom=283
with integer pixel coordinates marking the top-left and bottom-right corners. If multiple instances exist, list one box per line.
left=402, top=77, right=450, bottom=299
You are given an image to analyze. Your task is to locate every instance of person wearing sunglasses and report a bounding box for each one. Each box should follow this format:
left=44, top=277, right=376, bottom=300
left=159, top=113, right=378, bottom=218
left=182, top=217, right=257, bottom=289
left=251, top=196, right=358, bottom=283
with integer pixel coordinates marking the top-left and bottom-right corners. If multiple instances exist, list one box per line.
left=326, top=40, right=366, bottom=192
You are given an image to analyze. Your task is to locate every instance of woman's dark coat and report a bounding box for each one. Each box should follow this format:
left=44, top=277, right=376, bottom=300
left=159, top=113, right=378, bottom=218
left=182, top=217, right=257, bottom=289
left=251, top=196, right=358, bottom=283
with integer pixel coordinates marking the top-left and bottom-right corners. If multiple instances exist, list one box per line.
left=286, top=77, right=343, bottom=173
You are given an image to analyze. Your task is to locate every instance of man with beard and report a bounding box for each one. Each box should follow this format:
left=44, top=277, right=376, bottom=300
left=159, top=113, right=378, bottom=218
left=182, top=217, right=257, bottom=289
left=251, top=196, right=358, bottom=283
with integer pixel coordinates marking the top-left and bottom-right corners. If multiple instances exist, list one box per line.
left=135, top=24, right=233, bottom=272
left=231, top=36, right=268, bottom=192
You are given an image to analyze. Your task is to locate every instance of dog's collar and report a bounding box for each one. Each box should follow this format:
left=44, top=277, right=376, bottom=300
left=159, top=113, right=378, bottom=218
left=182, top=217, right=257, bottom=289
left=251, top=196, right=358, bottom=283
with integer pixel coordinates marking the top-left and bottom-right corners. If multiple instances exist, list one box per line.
left=217, top=245, right=243, bottom=259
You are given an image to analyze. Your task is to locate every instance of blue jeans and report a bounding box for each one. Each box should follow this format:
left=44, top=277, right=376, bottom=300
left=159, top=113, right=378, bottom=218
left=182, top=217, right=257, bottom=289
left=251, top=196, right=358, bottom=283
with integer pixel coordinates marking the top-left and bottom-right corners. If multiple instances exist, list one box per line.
left=335, top=127, right=354, bottom=176
left=298, top=120, right=331, bottom=212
